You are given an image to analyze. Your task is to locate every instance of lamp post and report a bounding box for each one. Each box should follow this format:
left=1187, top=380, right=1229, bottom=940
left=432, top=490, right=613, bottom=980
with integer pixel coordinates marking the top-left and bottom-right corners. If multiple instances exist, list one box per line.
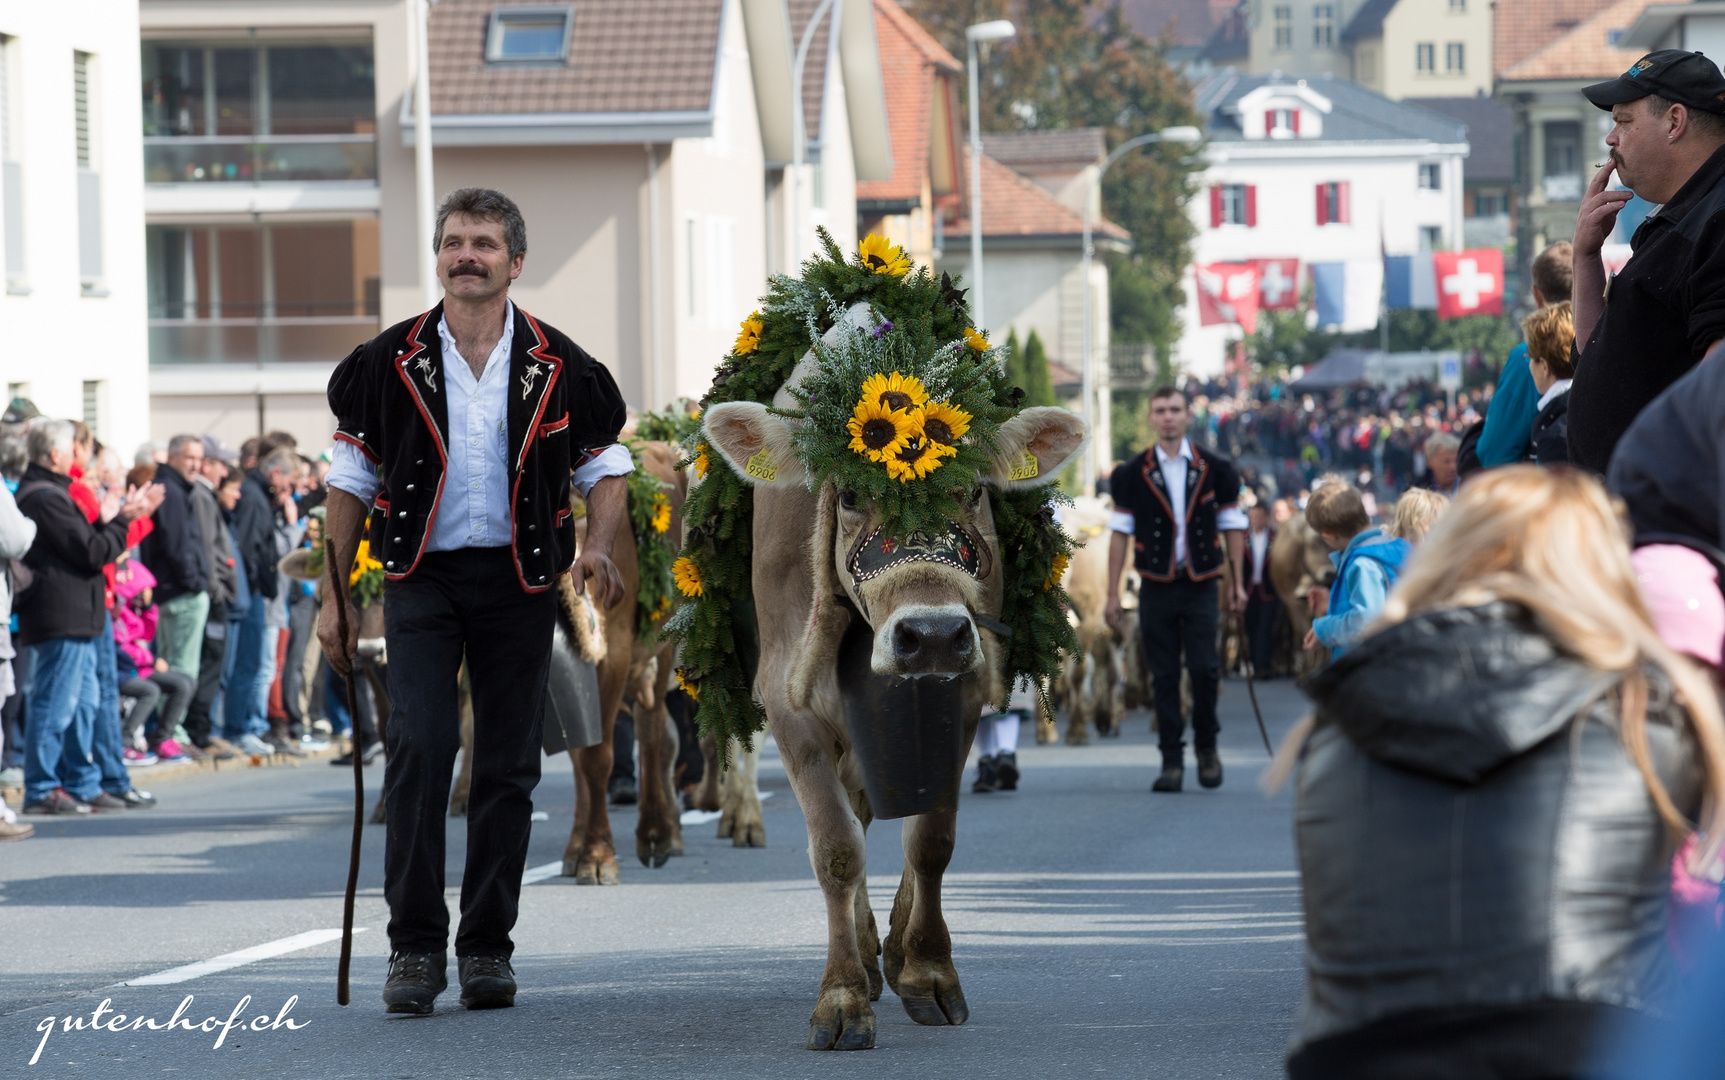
left=1079, top=124, right=1202, bottom=494
left=413, top=0, right=438, bottom=309
left=964, top=19, right=1014, bottom=331
left=792, top=0, right=840, bottom=268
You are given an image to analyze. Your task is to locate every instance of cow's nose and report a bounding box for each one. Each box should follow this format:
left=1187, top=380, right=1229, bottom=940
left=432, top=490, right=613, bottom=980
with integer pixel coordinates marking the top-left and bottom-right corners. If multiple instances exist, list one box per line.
left=892, top=614, right=974, bottom=673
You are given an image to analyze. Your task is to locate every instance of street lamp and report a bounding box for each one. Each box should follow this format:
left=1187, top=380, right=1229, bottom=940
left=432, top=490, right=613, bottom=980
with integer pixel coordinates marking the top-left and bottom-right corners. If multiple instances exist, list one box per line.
left=792, top=0, right=841, bottom=268
left=965, top=19, right=1015, bottom=332
left=1079, top=124, right=1202, bottom=494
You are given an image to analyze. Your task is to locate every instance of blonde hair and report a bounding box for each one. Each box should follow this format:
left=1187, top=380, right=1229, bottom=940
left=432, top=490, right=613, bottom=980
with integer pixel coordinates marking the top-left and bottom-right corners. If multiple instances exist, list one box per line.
left=1270, top=466, right=1725, bottom=870
left=1522, top=300, right=1575, bottom=379
left=1389, top=489, right=1448, bottom=544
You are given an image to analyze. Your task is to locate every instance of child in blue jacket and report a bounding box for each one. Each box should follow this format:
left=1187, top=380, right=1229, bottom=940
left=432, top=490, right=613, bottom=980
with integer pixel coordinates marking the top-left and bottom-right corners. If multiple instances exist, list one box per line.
left=1303, top=481, right=1411, bottom=659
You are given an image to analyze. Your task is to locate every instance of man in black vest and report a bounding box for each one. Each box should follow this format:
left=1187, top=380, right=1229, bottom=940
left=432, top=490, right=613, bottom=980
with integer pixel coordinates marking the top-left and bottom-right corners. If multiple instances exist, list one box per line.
left=1105, top=387, right=1247, bottom=792
left=319, top=188, right=629, bottom=1015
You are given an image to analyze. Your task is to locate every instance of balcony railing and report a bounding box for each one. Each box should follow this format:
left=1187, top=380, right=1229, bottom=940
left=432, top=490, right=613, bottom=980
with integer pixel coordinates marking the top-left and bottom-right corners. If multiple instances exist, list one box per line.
left=149, top=316, right=378, bottom=365
left=144, top=135, right=377, bottom=184
left=1110, top=343, right=1159, bottom=391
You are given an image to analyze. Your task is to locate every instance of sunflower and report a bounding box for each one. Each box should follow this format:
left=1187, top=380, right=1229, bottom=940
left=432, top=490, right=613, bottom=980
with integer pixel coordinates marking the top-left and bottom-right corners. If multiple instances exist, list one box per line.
left=650, top=493, right=671, bottom=534
left=675, top=668, right=700, bottom=702
left=692, top=443, right=711, bottom=480
left=350, top=539, right=382, bottom=587
left=733, top=311, right=764, bottom=355
left=917, top=401, right=971, bottom=458
left=847, top=398, right=914, bottom=462
left=885, top=437, right=944, bottom=482
left=858, top=234, right=912, bottom=277
left=1043, top=552, right=1070, bottom=591
left=673, top=556, right=704, bottom=597
left=963, top=327, right=989, bottom=352
left=859, top=370, right=929, bottom=413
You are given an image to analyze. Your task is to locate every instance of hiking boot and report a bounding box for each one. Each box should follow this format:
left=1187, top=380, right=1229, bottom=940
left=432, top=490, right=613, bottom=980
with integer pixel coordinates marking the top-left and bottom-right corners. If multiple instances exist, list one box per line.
left=1197, top=748, right=1224, bottom=789
left=0, top=819, right=33, bottom=841
left=383, top=951, right=447, bottom=1015
left=995, top=751, right=1019, bottom=791
left=87, top=792, right=128, bottom=810
left=120, top=788, right=157, bottom=808
left=22, top=788, right=92, bottom=815
left=1151, top=763, right=1184, bottom=793
left=331, top=741, right=382, bottom=767
left=608, top=776, right=638, bottom=806
left=266, top=734, right=306, bottom=757
left=972, top=753, right=999, bottom=793
left=458, top=955, right=517, bottom=1010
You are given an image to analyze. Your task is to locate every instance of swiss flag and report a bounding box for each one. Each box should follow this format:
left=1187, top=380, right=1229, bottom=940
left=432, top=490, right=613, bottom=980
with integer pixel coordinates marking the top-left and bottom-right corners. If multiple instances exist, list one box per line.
left=1196, top=263, right=1261, bottom=334
left=1251, top=258, right=1300, bottom=309
left=1432, top=248, right=1504, bottom=319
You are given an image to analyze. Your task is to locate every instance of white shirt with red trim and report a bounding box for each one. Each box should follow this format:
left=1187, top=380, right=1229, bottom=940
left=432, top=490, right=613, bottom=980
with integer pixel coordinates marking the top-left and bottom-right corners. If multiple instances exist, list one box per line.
left=327, top=299, right=632, bottom=552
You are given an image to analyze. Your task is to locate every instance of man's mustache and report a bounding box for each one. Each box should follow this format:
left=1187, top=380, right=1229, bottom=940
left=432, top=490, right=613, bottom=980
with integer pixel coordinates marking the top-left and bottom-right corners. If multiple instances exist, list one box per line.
left=449, top=262, right=489, bottom=278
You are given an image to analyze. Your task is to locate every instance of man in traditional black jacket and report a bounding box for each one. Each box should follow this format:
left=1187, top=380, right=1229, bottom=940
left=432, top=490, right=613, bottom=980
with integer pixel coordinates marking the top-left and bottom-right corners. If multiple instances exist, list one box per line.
left=1105, top=387, right=1248, bottom=793
left=319, top=188, right=630, bottom=1016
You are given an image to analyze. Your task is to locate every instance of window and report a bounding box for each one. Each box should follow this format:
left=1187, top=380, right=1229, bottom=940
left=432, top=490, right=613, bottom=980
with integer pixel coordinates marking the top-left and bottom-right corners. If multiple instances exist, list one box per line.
left=1449, top=0, right=1465, bottom=10
left=1312, top=5, right=1334, bottom=47
left=1273, top=6, right=1292, bottom=49
left=140, top=41, right=377, bottom=183
left=706, top=216, right=734, bottom=329
left=1542, top=121, right=1583, bottom=200
left=1419, top=163, right=1442, bottom=190
left=82, top=381, right=102, bottom=435
left=74, top=51, right=103, bottom=292
left=686, top=217, right=698, bottom=318
left=485, top=6, right=574, bottom=63
left=1445, top=42, right=1465, bottom=72
left=1267, top=108, right=1298, bottom=137
left=0, top=35, right=23, bottom=293
left=1416, top=42, right=1435, bottom=71
left=1210, top=184, right=1255, bottom=226
left=1420, top=225, right=1442, bottom=251
left=1315, top=181, right=1350, bottom=224
left=1474, top=190, right=1507, bottom=216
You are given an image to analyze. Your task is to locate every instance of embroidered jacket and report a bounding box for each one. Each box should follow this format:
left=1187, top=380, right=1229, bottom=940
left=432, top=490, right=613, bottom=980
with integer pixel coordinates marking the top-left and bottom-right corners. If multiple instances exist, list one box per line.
left=1108, top=444, right=1243, bottom=583
left=326, top=303, right=626, bottom=593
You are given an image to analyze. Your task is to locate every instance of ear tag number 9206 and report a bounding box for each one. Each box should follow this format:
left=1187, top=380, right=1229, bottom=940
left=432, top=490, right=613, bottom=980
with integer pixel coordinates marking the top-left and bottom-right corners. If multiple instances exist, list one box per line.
left=746, top=448, right=778, bottom=482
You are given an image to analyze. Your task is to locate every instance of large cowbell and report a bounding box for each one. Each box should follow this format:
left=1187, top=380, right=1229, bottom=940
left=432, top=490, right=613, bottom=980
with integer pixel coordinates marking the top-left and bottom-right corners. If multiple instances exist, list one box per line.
left=837, top=616, right=971, bottom=819
left=541, top=621, right=605, bottom=756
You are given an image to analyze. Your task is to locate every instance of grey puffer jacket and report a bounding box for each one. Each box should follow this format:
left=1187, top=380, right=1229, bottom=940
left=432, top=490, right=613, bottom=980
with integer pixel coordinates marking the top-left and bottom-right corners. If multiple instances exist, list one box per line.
left=1292, top=602, right=1700, bottom=1062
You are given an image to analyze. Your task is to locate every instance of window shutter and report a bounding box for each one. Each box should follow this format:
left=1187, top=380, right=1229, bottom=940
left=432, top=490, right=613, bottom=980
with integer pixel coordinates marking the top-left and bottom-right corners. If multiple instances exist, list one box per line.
left=1316, top=184, right=1328, bottom=225
left=1291, top=109, right=1301, bottom=135
left=1245, top=185, right=1258, bottom=227
left=1210, top=186, right=1224, bottom=227
left=1338, top=181, right=1351, bottom=224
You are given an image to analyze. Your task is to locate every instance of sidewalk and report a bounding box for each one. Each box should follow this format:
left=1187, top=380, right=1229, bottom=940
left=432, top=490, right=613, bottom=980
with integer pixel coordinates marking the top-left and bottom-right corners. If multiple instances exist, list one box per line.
left=1, top=736, right=348, bottom=805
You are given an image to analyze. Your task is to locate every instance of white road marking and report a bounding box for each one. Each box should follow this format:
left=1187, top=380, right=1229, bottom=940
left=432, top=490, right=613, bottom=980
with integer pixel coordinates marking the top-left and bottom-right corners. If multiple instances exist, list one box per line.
left=680, top=809, right=722, bottom=825
left=126, top=928, right=366, bottom=986
left=522, top=860, right=563, bottom=885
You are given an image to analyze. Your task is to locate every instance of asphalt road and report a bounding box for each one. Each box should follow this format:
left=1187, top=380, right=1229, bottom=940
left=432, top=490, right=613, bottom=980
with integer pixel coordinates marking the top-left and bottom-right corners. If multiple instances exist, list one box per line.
left=2, top=678, right=1309, bottom=1079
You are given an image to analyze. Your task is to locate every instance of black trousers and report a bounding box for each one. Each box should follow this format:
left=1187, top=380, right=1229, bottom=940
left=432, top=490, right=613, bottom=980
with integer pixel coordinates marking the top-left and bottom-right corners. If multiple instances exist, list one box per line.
left=1244, top=587, right=1282, bottom=676
left=1138, top=574, right=1221, bottom=759
left=184, top=600, right=228, bottom=748
left=382, top=546, right=555, bottom=958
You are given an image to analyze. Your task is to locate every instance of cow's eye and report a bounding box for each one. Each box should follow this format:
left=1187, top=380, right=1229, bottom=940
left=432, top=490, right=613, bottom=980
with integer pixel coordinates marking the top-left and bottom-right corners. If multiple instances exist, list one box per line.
left=840, top=489, right=859, bottom=510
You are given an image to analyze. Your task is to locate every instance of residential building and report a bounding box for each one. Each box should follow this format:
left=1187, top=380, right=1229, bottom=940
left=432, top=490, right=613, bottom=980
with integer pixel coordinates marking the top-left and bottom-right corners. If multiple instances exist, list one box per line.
left=855, top=0, right=961, bottom=270
left=1121, top=0, right=1247, bottom=74
left=1624, top=1, right=1725, bottom=55
left=1229, top=0, right=1491, bottom=101
left=1408, top=95, right=1515, bottom=250
left=1178, top=72, right=1468, bottom=376
left=0, top=1, right=149, bottom=454
left=141, top=0, right=889, bottom=447
left=1493, top=0, right=1651, bottom=296
left=938, top=136, right=1128, bottom=484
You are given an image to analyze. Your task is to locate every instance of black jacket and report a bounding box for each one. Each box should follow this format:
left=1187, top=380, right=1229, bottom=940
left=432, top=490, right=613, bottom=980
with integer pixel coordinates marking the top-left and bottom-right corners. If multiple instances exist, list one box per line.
left=327, top=302, right=626, bottom=593
left=1107, top=442, right=1242, bottom=582
left=231, top=471, right=279, bottom=601
left=190, top=478, right=237, bottom=608
left=1529, top=388, right=1569, bottom=465
left=14, top=464, right=130, bottom=643
left=1289, top=603, right=1698, bottom=1079
left=138, top=463, right=208, bottom=601
left=1607, top=346, right=1725, bottom=564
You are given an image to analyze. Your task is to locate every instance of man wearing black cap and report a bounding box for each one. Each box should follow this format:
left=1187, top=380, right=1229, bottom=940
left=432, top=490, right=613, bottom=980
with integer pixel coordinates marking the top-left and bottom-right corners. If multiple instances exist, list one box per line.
left=1570, top=49, right=1725, bottom=474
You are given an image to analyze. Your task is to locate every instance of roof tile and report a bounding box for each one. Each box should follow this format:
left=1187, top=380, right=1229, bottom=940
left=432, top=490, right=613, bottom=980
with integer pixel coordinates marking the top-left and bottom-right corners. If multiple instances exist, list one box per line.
left=944, top=153, right=1128, bottom=241
left=857, top=0, right=958, bottom=204
left=1493, top=0, right=1617, bottom=79
left=1498, top=0, right=1654, bottom=82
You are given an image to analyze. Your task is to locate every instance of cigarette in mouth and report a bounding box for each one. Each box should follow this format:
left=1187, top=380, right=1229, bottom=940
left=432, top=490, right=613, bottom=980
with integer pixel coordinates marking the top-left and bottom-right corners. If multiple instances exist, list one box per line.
left=1596, top=160, right=1612, bottom=167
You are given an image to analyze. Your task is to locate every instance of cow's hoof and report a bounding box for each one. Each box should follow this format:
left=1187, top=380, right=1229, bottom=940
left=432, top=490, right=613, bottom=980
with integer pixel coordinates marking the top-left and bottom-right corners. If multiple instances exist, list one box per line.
left=716, top=809, right=734, bottom=839
left=807, top=986, right=875, bottom=1051
left=560, top=855, right=580, bottom=878
left=1064, top=727, right=1090, bottom=746
left=637, top=837, right=672, bottom=868
left=893, top=957, right=968, bottom=1026
left=731, top=821, right=766, bottom=848
left=1035, top=720, right=1057, bottom=744
left=575, top=856, right=621, bottom=885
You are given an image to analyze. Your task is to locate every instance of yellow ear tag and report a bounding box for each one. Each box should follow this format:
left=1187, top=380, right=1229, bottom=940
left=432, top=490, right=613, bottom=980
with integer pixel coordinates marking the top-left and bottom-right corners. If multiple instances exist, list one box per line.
left=745, top=448, right=778, bottom=481
left=1009, top=448, right=1040, bottom=481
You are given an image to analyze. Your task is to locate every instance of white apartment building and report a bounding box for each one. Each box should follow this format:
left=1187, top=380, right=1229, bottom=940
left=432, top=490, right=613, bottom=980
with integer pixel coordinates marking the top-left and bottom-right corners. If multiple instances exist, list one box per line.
left=0, top=2, right=150, bottom=454
left=1177, top=72, right=1468, bottom=376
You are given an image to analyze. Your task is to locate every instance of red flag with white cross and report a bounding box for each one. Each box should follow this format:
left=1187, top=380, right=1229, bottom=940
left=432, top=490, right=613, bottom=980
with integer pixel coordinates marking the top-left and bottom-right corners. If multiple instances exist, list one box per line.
left=1196, top=263, right=1261, bottom=334
left=1251, top=258, right=1301, bottom=310
left=1432, top=249, right=1504, bottom=319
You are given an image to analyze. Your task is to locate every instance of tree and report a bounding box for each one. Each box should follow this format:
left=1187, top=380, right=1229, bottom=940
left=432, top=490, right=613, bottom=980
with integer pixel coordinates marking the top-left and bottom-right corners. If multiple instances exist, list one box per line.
left=902, top=0, right=1202, bottom=369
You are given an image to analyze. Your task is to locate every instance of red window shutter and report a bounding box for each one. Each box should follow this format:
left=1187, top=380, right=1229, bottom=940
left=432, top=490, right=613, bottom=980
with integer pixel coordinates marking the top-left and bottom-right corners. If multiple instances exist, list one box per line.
left=1245, top=185, right=1258, bottom=227
left=1264, top=110, right=1274, bottom=136
left=1338, top=180, right=1351, bottom=223
left=1210, top=185, right=1224, bottom=227
left=1316, top=184, right=1328, bottom=225
left=1291, top=109, right=1301, bottom=135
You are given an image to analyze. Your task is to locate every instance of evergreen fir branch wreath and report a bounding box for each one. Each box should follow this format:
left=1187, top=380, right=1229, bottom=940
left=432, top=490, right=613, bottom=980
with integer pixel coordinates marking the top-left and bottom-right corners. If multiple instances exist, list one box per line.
left=667, top=228, right=1078, bottom=757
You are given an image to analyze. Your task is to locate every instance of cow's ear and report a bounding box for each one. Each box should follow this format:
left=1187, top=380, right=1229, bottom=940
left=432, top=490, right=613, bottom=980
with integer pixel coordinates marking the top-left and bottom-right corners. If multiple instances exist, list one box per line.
left=987, top=407, right=1089, bottom=490
left=702, top=402, right=806, bottom=488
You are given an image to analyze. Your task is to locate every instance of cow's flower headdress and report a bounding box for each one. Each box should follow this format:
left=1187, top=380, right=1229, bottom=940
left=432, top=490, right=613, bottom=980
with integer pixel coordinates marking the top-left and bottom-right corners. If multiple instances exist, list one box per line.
left=667, top=230, right=1076, bottom=757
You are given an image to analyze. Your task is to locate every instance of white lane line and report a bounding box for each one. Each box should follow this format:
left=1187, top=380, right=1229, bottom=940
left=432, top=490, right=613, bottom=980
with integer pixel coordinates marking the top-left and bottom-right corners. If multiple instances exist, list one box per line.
left=126, top=928, right=366, bottom=986
left=522, top=860, right=563, bottom=885
left=681, top=809, right=721, bottom=825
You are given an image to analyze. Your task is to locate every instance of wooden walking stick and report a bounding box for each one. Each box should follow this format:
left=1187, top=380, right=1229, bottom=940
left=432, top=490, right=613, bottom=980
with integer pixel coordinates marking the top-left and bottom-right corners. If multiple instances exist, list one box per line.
left=328, top=538, right=365, bottom=1007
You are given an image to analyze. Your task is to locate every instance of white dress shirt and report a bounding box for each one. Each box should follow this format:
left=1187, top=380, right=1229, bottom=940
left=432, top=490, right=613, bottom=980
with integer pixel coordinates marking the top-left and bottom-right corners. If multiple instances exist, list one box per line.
left=1108, top=438, right=1249, bottom=567
left=326, top=300, right=632, bottom=550
left=1249, top=528, right=1270, bottom=585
